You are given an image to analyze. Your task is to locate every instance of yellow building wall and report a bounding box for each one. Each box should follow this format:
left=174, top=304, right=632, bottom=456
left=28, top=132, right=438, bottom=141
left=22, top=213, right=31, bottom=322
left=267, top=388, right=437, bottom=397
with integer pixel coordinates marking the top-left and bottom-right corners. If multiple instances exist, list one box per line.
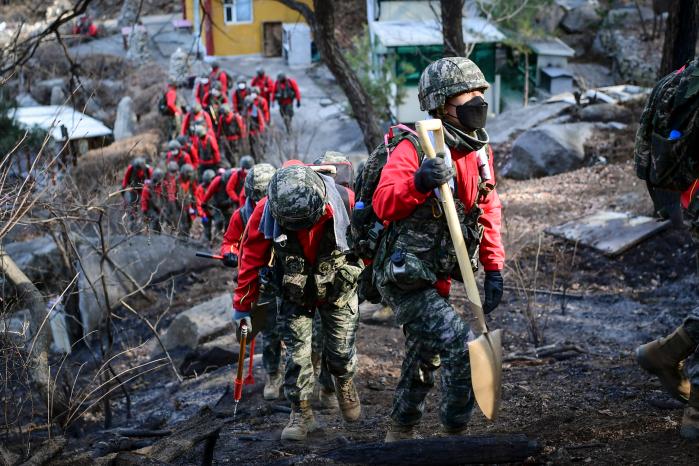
left=185, top=0, right=313, bottom=56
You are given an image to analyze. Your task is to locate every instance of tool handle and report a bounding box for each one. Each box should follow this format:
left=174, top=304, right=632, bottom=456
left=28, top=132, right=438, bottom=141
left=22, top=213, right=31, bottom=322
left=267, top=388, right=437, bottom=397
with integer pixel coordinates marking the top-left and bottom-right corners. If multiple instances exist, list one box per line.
left=234, top=326, right=248, bottom=401
left=196, top=252, right=224, bottom=260
left=244, top=337, right=256, bottom=385
left=415, top=119, right=488, bottom=334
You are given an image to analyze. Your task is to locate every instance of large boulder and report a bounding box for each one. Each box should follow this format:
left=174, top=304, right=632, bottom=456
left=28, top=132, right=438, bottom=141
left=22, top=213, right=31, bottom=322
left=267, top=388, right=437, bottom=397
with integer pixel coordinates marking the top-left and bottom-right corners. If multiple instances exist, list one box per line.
left=113, top=96, right=137, bottom=141
left=77, top=235, right=214, bottom=335
left=4, top=236, right=67, bottom=286
left=126, top=27, right=151, bottom=64
left=579, top=103, right=633, bottom=123
left=487, top=101, right=572, bottom=145
left=159, top=294, right=233, bottom=353
left=501, top=122, right=596, bottom=179
left=560, top=1, right=602, bottom=33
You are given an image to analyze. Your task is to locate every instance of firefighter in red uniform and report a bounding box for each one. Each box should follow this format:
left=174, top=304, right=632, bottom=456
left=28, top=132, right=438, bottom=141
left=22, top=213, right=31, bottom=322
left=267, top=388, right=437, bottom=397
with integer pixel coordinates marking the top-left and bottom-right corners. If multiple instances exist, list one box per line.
left=196, top=169, right=216, bottom=242
left=272, top=72, right=301, bottom=133
left=165, top=140, right=193, bottom=167
left=225, top=155, right=254, bottom=211
left=193, top=125, right=221, bottom=178
left=232, top=79, right=250, bottom=113
left=175, top=164, right=199, bottom=236
left=163, top=161, right=180, bottom=228
left=181, top=103, right=214, bottom=136
left=193, top=77, right=210, bottom=107
left=250, top=87, right=270, bottom=123
left=202, top=168, right=236, bottom=232
left=209, top=61, right=229, bottom=96
left=244, top=95, right=267, bottom=160
left=141, top=168, right=166, bottom=232
left=217, top=104, right=247, bottom=166
left=122, top=157, right=153, bottom=220
left=163, top=80, right=184, bottom=139
left=251, top=68, right=275, bottom=107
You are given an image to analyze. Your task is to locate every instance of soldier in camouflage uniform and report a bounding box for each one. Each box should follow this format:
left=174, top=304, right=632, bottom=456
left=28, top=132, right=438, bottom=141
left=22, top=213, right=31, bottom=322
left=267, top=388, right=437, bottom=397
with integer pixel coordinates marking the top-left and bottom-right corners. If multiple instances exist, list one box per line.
left=233, top=165, right=362, bottom=441
left=372, top=57, right=505, bottom=441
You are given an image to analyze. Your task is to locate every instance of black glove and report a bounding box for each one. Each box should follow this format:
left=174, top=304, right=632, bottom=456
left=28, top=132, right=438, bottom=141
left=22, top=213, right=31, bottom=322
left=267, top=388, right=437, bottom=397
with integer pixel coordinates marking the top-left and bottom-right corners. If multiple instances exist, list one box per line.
left=296, top=100, right=301, bottom=108
left=483, top=270, right=503, bottom=314
left=222, top=253, right=238, bottom=268
left=413, top=156, right=453, bottom=193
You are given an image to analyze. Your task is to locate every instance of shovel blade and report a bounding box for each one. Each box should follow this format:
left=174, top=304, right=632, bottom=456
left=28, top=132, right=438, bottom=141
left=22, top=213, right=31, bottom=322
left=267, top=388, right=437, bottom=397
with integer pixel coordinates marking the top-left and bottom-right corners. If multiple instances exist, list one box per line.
left=468, top=328, right=503, bottom=420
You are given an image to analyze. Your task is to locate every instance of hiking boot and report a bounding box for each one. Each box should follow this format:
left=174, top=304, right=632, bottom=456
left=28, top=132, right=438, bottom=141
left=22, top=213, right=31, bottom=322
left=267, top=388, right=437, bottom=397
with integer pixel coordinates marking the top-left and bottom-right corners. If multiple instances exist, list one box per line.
left=263, top=372, right=283, bottom=401
left=319, top=387, right=339, bottom=410
left=636, top=326, right=696, bottom=402
left=681, top=389, right=699, bottom=440
left=385, top=422, right=417, bottom=442
left=371, top=305, right=395, bottom=323
left=281, top=400, right=317, bottom=441
left=441, top=424, right=468, bottom=436
left=335, top=377, right=361, bottom=422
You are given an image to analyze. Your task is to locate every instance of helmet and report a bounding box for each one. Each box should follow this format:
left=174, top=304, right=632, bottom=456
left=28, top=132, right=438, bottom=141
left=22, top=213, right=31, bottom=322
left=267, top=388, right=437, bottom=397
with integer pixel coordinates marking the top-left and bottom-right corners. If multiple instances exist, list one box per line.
left=193, top=102, right=203, bottom=114
left=245, top=163, right=276, bottom=203
left=418, top=57, right=489, bottom=113
left=256, top=68, right=264, bottom=77
left=167, top=140, right=181, bottom=151
left=211, top=60, right=220, bottom=69
left=176, top=135, right=188, bottom=145
left=220, top=104, right=231, bottom=114
left=167, top=161, right=179, bottom=173
left=313, top=151, right=348, bottom=164
left=151, top=168, right=164, bottom=183
left=180, top=163, right=195, bottom=179
left=202, top=169, right=216, bottom=184
left=268, top=166, right=327, bottom=231
left=132, top=156, right=146, bottom=170
left=277, top=72, right=286, bottom=81
left=239, top=155, right=254, bottom=170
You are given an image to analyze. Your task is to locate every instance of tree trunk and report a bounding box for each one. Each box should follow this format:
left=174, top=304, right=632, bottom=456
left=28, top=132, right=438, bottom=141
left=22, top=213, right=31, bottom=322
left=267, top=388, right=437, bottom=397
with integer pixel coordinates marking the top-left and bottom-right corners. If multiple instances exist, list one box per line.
left=274, top=0, right=384, bottom=152
left=0, top=246, right=68, bottom=421
left=441, top=0, right=465, bottom=57
left=659, top=0, right=698, bottom=76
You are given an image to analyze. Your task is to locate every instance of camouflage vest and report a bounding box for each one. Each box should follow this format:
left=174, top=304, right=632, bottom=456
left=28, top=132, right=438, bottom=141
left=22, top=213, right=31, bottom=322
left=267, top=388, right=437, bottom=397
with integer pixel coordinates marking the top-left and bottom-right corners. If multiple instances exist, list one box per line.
left=272, top=222, right=348, bottom=308
left=275, top=81, right=295, bottom=101
left=376, top=174, right=484, bottom=292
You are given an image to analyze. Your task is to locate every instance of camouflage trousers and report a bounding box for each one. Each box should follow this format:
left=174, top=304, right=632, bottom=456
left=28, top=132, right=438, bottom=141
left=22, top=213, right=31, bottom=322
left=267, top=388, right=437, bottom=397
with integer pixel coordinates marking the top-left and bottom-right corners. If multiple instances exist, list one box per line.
left=682, top=309, right=699, bottom=388
left=378, top=282, right=474, bottom=430
left=261, top=296, right=283, bottom=375
left=312, top=312, right=335, bottom=391
left=277, top=293, right=359, bottom=404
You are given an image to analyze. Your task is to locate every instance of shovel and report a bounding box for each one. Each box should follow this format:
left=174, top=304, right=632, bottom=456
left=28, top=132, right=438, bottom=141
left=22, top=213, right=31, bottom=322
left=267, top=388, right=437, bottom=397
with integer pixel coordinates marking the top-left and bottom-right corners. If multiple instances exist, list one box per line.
left=415, top=118, right=503, bottom=420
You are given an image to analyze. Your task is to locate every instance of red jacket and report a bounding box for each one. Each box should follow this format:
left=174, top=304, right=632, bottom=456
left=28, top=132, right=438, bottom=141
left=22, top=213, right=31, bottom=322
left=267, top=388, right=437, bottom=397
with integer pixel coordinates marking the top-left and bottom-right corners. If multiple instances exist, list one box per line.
left=195, top=131, right=221, bottom=167
left=253, top=96, right=270, bottom=122
left=163, top=173, right=178, bottom=202
left=373, top=139, right=504, bottom=292
left=122, top=165, right=153, bottom=190
left=181, top=110, right=213, bottom=135
left=202, top=174, right=233, bottom=205
left=165, top=86, right=182, bottom=115
left=194, top=81, right=210, bottom=106
left=202, top=91, right=228, bottom=109
left=245, top=104, right=266, bottom=135
left=178, top=179, right=202, bottom=217
left=217, top=112, right=247, bottom=140
left=225, top=168, right=247, bottom=206
left=220, top=208, right=246, bottom=256
left=195, top=182, right=211, bottom=216
left=251, top=74, right=274, bottom=103
left=235, top=199, right=344, bottom=311
left=141, top=181, right=163, bottom=212
left=682, top=180, right=699, bottom=209
left=166, top=149, right=193, bottom=167
left=272, top=78, right=300, bottom=105
left=209, top=68, right=229, bottom=95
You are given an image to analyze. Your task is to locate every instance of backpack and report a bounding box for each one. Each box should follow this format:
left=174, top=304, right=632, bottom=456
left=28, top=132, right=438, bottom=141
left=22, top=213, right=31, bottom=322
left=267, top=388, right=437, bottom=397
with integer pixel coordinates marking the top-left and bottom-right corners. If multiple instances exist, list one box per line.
left=349, top=125, right=422, bottom=303
left=158, top=93, right=172, bottom=116
left=634, top=58, right=699, bottom=191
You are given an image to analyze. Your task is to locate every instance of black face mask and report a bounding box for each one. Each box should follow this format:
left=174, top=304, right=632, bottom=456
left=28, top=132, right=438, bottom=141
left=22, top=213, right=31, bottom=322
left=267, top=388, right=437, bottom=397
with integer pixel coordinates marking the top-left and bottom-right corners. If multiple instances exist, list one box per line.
left=449, top=96, right=488, bottom=132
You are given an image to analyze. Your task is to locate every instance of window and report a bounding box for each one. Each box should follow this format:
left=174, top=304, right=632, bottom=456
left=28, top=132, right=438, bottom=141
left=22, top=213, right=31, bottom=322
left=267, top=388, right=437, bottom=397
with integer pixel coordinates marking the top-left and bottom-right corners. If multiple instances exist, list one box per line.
left=224, top=0, right=252, bottom=24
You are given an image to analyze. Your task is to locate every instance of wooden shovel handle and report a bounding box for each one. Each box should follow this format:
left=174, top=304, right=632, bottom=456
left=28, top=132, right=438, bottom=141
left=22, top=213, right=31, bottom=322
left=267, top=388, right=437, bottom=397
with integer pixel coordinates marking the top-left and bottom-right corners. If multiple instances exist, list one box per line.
left=415, top=119, right=488, bottom=334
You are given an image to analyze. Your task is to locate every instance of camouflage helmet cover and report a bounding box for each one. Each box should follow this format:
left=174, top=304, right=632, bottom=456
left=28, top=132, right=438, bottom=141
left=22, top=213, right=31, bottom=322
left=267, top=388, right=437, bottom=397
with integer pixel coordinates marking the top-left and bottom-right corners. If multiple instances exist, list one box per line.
left=245, top=163, right=276, bottom=203
left=268, top=166, right=327, bottom=231
left=418, top=57, right=489, bottom=112
left=180, top=163, right=195, bottom=176
left=313, top=150, right=348, bottom=165
left=202, top=169, right=216, bottom=184
left=151, top=168, right=164, bottom=183
left=239, top=155, right=254, bottom=170
left=132, top=156, right=146, bottom=170
left=167, top=139, right=181, bottom=151
left=167, top=161, right=179, bottom=173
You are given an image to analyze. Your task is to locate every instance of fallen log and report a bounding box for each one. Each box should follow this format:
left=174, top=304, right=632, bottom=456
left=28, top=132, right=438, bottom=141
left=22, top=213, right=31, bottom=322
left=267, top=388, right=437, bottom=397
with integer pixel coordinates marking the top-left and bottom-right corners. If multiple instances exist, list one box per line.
left=131, top=406, right=224, bottom=463
left=274, top=434, right=540, bottom=465
left=18, top=438, right=66, bottom=466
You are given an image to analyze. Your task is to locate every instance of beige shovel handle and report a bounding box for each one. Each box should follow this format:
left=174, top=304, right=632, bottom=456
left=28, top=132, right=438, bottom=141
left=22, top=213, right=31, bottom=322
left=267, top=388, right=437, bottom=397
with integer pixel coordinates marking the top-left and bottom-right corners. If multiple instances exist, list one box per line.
left=415, top=119, right=488, bottom=334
